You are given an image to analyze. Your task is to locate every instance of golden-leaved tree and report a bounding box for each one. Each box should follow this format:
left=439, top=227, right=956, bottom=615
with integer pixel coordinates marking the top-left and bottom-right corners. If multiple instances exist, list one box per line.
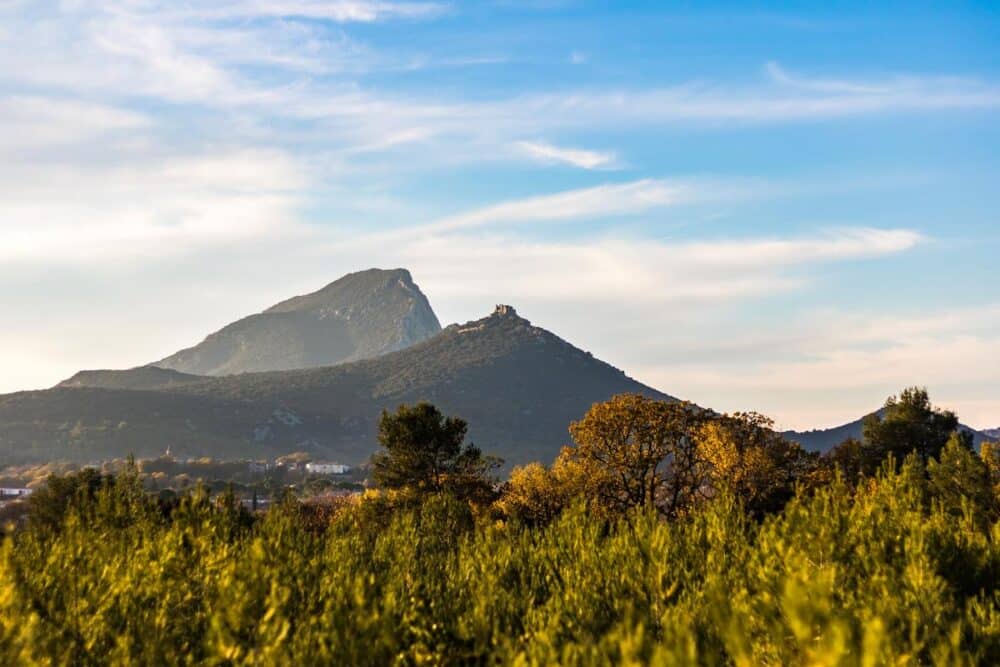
left=564, top=394, right=709, bottom=518
left=696, top=411, right=814, bottom=517
left=496, top=446, right=615, bottom=524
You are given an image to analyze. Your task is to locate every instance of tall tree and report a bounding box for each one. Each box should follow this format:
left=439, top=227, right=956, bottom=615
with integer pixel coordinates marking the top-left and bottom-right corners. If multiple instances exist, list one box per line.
left=862, top=387, right=961, bottom=469
left=566, top=394, right=708, bottom=517
left=371, top=403, right=500, bottom=500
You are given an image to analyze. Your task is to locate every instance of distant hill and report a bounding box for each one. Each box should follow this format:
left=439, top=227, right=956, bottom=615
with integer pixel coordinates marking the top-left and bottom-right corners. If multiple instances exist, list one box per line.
left=785, top=412, right=992, bottom=453
left=0, top=306, right=674, bottom=467
left=983, top=428, right=1000, bottom=440
left=153, top=268, right=441, bottom=376
left=59, top=366, right=204, bottom=391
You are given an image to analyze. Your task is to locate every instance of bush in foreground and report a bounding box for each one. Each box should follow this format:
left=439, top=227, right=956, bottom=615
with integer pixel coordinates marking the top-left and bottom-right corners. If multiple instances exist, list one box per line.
left=0, top=456, right=998, bottom=665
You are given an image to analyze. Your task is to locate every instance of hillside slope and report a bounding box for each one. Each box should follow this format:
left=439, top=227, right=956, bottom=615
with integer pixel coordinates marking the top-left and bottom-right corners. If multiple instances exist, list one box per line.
left=58, top=366, right=205, bottom=391
left=154, top=268, right=441, bottom=375
left=0, top=306, right=674, bottom=467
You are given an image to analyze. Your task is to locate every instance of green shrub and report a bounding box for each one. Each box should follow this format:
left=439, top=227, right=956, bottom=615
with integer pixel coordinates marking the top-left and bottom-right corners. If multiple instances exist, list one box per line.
left=0, top=460, right=997, bottom=665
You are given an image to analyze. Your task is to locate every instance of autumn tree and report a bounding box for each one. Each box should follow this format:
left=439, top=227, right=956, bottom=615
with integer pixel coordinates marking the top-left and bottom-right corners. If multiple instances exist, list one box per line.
left=495, top=463, right=567, bottom=526
left=862, top=387, right=960, bottom=469
left=565, top=394, right=708, bottom=518
left=497, top=447, right=615, bottom=524
left=697, top=412, right=814, bottom=516
left=371, top=403, right=501, bottom=502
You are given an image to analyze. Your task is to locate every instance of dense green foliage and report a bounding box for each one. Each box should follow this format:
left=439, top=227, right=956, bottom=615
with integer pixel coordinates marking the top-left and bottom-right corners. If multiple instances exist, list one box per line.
left=372, top=403, right=500, bottom=500
left=862, top=387, right=962, bottom=467
left=0, top=454, right=998, bottom=665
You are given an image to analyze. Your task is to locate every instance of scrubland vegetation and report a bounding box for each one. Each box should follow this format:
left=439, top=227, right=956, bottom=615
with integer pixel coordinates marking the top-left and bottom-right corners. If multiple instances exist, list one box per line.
left=1, top=388, right=998, bottom=665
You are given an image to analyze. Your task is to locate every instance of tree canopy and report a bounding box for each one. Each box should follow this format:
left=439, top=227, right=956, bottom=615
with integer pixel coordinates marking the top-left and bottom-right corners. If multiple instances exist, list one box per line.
left=371, top=402, right=501, bottom=501
left=862, top=386, right=962, bottom=468
left=566, top=394, right=708, bottom=518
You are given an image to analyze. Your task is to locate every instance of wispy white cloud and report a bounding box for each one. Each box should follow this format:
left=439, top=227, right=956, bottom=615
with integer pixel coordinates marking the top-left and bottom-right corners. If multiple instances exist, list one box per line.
left=420, top=179, right=688, bottom=233
left=0, top=95, right=149, bottom=153
left=516, top=140, right=618, bottom=169
left=78, top=1, right=446, bottom=24
left=387, top=227, right=922, bottom=306
left=2, top=3, right=997, bottom=158
left=676, top=227, right=923, bottom=266
left=0, top=149, right=309, bottom=261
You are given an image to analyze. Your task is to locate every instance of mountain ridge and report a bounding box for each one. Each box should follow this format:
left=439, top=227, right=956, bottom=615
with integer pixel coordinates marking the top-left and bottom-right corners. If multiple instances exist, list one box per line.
left=153, top=268, right=441, bottom=376
left=0, top=305, right=674, bottom=467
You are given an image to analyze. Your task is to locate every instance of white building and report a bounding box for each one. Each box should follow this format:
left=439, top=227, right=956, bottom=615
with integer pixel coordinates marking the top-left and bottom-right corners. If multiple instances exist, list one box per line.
left=0, top=488, right=33, bottom=498
left=305, top=462, right=350, bottom=475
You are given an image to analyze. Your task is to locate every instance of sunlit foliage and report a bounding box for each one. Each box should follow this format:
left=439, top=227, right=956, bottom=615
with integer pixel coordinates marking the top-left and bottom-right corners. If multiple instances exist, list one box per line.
left=1, top=390, right=998, bottom=664
left=0, top=453, right=997, bottom=665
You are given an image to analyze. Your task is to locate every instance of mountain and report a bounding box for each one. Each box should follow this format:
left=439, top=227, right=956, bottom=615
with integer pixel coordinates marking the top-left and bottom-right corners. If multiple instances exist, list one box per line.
left=785, top=413, right=992, bottom=453
left=0, top=306, right=674, bottom=467
left=983, top=428, right=1000, bottom=440
left=153, top=268, right=441, bottom=376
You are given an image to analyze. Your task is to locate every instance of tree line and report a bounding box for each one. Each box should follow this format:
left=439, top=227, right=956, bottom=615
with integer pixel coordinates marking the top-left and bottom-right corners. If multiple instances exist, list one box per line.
left=369, top=387, right=1000, bottom=526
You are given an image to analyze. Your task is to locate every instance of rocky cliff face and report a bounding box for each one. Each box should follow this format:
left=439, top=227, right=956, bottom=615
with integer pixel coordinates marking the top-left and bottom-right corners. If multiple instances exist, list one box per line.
left=153, top=268, right=441, bottom=375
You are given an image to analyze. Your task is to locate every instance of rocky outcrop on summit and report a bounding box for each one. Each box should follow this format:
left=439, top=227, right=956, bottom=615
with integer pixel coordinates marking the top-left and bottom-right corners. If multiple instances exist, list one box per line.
left=153, top=268, right=441, bottom=376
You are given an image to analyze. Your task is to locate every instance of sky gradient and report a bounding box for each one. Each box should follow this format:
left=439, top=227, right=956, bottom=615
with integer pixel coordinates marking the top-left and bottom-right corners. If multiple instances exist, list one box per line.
left=1, top=0, right=998, bottom=431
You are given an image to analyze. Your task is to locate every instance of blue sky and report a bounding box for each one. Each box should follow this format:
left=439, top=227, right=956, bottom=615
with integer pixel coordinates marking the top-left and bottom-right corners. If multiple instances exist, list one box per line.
left=1, top=0, right=998, bottom=430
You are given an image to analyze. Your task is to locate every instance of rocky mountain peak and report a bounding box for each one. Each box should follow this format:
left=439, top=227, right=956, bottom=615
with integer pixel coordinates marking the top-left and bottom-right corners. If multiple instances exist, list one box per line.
left=153, top=268, right=442, bottom=376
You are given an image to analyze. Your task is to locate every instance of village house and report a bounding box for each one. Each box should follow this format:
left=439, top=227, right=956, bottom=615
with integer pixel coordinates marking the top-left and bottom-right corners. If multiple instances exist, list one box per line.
left=305, top=462, right=351, bottom=475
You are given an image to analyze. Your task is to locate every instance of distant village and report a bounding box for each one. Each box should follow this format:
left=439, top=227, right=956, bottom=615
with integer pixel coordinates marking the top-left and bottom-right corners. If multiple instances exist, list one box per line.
left=0, top=451, right=364, bottom=520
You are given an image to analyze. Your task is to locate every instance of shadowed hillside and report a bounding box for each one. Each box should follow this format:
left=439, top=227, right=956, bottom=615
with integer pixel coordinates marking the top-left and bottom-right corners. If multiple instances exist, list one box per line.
left=0, top=306, right=674, bottom=467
